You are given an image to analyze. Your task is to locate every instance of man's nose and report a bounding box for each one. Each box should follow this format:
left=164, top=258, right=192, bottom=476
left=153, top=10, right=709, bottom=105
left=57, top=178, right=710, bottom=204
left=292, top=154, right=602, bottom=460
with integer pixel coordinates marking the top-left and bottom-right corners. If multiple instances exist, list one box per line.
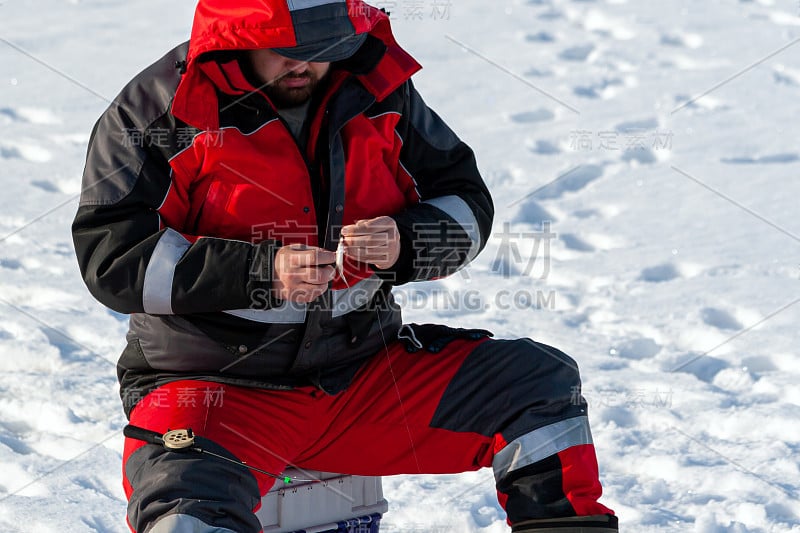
left=283, top=58, right=309, bottom=73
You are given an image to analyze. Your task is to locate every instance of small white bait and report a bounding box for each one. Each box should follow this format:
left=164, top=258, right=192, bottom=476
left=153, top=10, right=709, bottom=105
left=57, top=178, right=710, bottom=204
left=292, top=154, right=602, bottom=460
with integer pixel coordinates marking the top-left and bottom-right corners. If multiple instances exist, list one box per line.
left=335, top=236, right=348, bottom=287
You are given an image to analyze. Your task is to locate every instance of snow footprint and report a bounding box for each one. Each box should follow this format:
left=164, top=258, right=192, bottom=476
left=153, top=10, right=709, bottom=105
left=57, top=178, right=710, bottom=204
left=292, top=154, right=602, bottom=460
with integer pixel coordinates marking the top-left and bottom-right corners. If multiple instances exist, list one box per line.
left=660, top=31, right=703, bottom=49
left=639, top=263, right=682, bottom=283
left=639, top=261, right=704, bottom=283
left=666, top=353, right=729, bottom=383
left=672, top=93, right=729, bottom=113
left=572, top=204, right=621, bottom=220
left=560, top=232, right=625, bottom=253
left=525, top=31, right=556, bottom=43
left=0, top=258, right=23, bottom=270
left=616, top=118, right=660, bottom=131
left=740, top=355, right=778, bottom=374
left=0, top=106, right=60, bottom=125
left=700, top=305, right=762, bottom=334
left=536, top=9, right=564, bottom=21
left=0, top=141, right=52, bottom=163
left=528, top=139, right=561, bottom=155
left=610, top=337, right=662, bottom=361
left=721, top=153, right=799, bottom=165
left=773, top=64, right=800, bottom=86
left=615, top=117, right=667, bottom=165
left=559, top=44, right=596, bottom=62
left=0, top=420, right=35, bottom=455
left=574, top=76, right=634, bottom=100
left=30, top=176, right=78, bottom=194
left=72, top=475, right=121, bottom=503
left=0, top=106, right=58, bottom=162
left=523, top=66, right=556, bottom=78
left=534, top=164, right=605, bottom=200
left=510, top=108, right=555, bottom=123
left=560, top=234, right=594, bottom=252
left=31, top=180, right=61, bottom=193
left=514, top=198, right=558, bottom=226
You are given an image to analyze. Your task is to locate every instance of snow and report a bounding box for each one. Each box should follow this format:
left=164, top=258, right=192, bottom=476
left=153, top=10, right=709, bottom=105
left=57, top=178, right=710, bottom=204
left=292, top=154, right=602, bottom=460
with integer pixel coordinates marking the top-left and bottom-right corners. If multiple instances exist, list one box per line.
left=1, top=0, right=799, bottom=531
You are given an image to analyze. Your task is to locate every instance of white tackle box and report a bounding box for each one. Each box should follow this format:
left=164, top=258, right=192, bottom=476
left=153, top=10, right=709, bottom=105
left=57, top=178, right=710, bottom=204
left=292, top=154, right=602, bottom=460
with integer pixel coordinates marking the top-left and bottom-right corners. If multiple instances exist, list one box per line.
left=257, top=470, right=388, bottom=533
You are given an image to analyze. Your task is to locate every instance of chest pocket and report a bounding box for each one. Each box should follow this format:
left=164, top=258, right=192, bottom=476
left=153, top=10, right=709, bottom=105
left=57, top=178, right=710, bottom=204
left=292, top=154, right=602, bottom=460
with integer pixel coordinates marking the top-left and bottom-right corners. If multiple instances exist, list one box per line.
left=188, top=122, right=319, bottom=243
left=193, top=179, right=318, bottom=245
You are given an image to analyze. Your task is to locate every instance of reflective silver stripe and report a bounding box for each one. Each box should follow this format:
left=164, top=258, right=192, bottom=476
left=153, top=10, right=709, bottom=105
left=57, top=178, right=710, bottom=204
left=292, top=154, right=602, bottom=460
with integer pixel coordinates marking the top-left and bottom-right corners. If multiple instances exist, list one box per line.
left=142, top=229, right=191, bottom=315
left=422, top=195, right=481, bottom=263
left=149, top=513, right=237, bottom=533
left=224, top=301, right=308, bottom=324
left=224, top=275, right=382, bottom=323
left=332, top=275, right=383, bottom=317
left=493, top=416, right=593, bottom=482
left=287, top=0, right=343, bottom=11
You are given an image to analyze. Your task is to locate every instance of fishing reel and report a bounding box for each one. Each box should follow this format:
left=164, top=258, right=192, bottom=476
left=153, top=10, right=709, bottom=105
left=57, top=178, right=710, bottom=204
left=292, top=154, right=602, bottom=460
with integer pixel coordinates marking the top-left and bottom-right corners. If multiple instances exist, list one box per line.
left=162, top=428, right=196, bottom=451
left=124, top=425, right=196, bottom=452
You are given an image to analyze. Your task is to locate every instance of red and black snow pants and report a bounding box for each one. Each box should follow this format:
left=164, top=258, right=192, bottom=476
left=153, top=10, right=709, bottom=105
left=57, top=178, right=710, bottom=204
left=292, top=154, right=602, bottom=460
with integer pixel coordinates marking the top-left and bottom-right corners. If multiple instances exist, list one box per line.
left=122, top=335, right=615, bottom=532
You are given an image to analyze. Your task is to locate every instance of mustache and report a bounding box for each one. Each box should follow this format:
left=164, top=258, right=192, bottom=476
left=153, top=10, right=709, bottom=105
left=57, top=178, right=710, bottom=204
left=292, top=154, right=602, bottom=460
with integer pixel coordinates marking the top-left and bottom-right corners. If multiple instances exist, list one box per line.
left=280, top=71, right=312, bottom=80
left=267, top=70, right=315, bottom=88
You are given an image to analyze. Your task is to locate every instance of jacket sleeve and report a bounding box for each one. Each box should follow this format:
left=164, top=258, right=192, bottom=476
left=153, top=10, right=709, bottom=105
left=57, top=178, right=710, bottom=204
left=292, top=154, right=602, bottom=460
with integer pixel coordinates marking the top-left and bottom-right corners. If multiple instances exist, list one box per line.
left=71, top=101, right=277, bottom=315
left=386, top=80, right=494, bottom=284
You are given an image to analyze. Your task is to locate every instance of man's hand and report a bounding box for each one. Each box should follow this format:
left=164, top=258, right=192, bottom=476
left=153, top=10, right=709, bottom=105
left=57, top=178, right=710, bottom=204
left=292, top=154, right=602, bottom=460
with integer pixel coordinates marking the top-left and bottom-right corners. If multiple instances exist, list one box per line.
left=273, top=244, right=336, bottom=303
left=340, top=216, right=401, bottom=270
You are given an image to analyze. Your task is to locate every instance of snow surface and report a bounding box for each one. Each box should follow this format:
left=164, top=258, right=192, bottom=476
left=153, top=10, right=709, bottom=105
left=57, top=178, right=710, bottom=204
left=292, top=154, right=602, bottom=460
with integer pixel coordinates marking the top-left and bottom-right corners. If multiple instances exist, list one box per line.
left=1, top=0, right=799, bottom=531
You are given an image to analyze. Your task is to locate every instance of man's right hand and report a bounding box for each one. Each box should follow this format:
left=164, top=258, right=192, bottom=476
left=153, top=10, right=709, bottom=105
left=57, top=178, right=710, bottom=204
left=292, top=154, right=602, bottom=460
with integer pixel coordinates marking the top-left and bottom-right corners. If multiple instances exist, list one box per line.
left=272, top=244, right=336, bottom=303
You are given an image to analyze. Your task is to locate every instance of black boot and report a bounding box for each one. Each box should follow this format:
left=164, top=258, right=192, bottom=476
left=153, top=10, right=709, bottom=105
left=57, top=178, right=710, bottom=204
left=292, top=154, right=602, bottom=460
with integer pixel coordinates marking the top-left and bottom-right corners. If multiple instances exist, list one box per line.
left=511, top=514, right=618, bottom=532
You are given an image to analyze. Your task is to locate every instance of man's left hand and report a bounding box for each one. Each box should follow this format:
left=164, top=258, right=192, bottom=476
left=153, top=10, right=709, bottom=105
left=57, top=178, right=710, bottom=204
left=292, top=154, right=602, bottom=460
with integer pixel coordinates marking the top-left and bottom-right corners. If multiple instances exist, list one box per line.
left=340, top=216, right=401, bottom=270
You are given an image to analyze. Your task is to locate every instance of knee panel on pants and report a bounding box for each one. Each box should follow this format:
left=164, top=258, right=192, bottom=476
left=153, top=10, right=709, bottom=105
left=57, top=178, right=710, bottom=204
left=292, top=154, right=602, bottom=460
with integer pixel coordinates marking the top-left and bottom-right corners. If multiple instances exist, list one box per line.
left=429, top=338, right=586, bottom=440
left=125, top=436, right=261, bottom=533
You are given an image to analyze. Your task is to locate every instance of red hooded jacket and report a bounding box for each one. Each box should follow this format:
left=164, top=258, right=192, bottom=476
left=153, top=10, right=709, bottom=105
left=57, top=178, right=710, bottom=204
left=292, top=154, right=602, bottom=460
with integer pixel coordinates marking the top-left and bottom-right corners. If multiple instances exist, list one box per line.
left=72, top=0, right=494, bottom=407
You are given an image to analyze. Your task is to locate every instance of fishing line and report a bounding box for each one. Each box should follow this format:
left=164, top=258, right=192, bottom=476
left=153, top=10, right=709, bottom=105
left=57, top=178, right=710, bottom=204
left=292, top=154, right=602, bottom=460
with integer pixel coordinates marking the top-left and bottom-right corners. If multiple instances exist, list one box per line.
left=338, top=232, right=423, bottom=474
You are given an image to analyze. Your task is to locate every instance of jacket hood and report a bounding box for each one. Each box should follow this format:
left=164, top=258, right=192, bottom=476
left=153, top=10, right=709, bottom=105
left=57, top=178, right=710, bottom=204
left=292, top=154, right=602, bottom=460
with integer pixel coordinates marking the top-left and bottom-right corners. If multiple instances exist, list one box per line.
left=172, top=0, right=421, bottom=130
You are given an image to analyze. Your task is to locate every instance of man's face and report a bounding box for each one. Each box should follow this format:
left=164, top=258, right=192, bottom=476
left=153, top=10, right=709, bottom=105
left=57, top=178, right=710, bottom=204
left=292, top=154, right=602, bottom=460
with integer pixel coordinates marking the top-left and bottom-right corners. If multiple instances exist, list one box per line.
left=246, top=48, right=331, bottom=108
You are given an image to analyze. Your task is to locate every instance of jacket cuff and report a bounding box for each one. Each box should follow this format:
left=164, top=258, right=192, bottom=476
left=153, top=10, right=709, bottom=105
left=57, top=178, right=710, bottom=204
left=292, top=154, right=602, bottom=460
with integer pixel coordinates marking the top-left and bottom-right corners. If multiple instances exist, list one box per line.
left=384, top=206, right=471, bottom=284
left=246, top=240, right=281, bottom=309
left=374, top=227, right=415, bottom=285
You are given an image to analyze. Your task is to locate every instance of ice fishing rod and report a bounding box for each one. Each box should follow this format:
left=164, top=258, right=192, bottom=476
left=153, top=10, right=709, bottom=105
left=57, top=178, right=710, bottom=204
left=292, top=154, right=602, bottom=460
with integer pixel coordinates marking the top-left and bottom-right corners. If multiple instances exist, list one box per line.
left=123, top=425, right=320, bottom=484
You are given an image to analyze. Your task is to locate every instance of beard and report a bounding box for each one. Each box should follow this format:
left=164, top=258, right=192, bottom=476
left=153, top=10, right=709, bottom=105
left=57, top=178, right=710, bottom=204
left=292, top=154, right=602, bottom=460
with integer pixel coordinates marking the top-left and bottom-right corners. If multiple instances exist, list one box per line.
left=264, top=70, right=327, bottom=109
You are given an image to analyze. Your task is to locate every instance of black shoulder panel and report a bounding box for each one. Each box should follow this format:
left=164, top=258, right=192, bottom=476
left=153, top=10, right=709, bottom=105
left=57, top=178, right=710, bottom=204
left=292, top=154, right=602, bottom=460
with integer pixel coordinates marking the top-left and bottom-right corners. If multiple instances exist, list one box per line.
left=79, top=42, right=189, bottom=207
left=116, top=41, right=189, bottom=131
left=405, top=79, right=460, bottom=151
